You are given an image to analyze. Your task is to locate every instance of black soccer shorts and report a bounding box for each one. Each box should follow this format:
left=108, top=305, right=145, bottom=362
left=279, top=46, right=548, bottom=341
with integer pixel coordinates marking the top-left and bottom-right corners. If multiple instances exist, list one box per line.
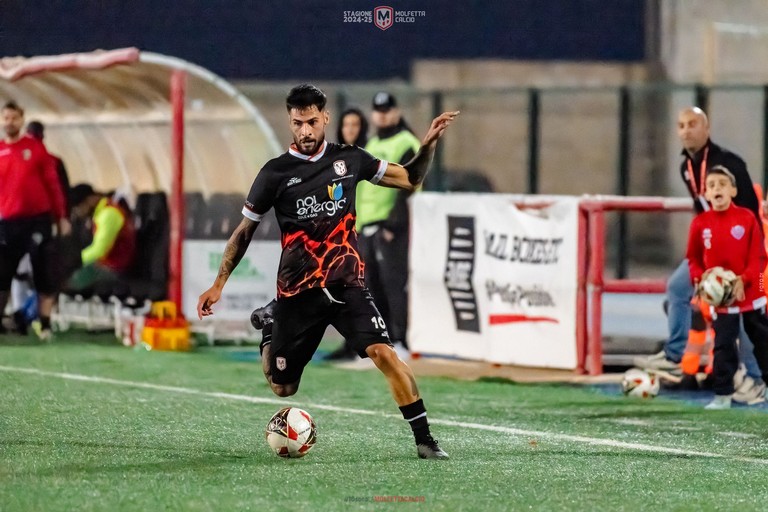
left=269, top=286, right=392, bottom=385
left=0, top=215, right=55, bottom=293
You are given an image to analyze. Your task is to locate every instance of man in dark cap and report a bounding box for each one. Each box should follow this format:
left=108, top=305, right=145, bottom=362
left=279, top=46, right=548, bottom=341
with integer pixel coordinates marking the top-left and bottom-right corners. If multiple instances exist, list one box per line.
left=356, top=91, right=421, bottom=356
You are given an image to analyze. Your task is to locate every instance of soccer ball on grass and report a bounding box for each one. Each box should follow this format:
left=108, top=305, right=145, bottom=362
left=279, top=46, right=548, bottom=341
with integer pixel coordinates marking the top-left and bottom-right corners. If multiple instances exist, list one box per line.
left=265, top=407, right=317, bottom=458
left=621, top=368, right=660, bottom=399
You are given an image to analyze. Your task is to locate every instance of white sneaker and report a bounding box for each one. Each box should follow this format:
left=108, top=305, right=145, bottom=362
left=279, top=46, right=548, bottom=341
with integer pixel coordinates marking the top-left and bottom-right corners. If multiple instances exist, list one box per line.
left=634, top=351, right=682, bottom=382
left=632, top=350, right=666, bottom=368
left=705, top=395, right=733, bottom=410
left=732, top=364, right=747, bottom=391
left=733, top=377, right=767, bottom=405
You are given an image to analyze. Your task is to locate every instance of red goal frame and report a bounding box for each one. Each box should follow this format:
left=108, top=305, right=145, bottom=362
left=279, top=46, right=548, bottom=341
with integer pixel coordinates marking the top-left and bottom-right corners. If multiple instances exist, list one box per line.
left=576, top=196, right=692, bottom=375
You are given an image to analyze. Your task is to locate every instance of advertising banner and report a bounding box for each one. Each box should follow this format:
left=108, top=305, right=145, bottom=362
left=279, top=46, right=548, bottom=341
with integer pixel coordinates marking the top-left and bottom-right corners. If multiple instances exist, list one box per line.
left=410, top=193, right=579, bottom=368
left=182, top=240, right=281, bottom=322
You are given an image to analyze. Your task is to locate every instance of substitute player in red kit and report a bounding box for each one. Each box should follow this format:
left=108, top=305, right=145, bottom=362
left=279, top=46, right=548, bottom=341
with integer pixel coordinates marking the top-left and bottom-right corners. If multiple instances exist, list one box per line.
left=0, top=101, right=70, bottom=339
left=687, top=165, right=768, bottom=409
left=197, top=84, right=458, bottom=459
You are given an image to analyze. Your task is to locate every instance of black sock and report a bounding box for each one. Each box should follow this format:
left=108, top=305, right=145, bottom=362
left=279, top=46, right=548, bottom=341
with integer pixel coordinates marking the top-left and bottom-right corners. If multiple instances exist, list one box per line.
left=399, top=399, right=432, bottom=444
left=260, top=323, right=273, bottom=356
left=39, top=316, right=51, bottom=331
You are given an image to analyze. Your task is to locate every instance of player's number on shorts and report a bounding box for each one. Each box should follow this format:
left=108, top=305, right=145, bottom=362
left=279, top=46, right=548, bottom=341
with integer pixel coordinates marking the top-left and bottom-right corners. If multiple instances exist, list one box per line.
left=371, top=316, right=386, bottom=330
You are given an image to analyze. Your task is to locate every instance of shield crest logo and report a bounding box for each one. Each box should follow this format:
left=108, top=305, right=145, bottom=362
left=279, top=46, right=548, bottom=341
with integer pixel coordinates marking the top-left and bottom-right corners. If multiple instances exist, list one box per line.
left=731, top=225, right=745, bottom=240
left=374, top=6, right=394, bottom=31
left=333, top=160, right=347, bottom=176
left=276, top=357, right=287, bottom=371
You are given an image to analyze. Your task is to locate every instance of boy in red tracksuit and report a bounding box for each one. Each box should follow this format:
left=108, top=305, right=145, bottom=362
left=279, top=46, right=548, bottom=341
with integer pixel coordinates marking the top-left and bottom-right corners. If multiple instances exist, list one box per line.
left=687, top=165, right=768, bottom=409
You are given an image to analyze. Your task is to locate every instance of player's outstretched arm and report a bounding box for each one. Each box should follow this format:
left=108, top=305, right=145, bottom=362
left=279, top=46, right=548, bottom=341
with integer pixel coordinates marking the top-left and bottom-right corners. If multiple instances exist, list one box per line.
left=197, top=217, right=260, bottom=319
left=377, top=111, right=460, bottom=191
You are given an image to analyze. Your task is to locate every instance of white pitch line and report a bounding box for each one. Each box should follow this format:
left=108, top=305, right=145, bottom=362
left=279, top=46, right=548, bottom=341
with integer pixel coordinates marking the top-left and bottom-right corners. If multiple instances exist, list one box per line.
left=2, top=364, right=766, bottom=465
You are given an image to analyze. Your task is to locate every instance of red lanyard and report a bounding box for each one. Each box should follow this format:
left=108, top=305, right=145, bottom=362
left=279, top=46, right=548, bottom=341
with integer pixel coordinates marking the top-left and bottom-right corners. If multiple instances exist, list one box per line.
left=686, top=146, right=709, bottom=196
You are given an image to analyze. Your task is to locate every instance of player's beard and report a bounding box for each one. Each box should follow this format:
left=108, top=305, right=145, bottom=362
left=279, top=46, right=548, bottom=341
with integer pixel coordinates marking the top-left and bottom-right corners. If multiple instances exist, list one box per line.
left=295, top=134, right=324, bottom=155
left=3, top=124, right=20, bottom=140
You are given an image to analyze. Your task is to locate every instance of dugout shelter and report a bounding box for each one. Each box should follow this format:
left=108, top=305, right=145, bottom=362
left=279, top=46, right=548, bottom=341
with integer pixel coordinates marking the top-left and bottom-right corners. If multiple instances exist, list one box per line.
left=0, top=48, right=282, bottom=312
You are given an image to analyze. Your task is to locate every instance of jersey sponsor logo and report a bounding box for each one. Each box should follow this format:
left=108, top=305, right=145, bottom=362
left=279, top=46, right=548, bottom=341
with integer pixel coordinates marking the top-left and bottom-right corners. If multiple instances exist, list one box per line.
left=703, top=228, right=712, bottom=249
left=276, top=357, right=287, bottom=370
left=327, top=183, right=343, bottom=201
left=287, top=177, right=302, bottom=187
left=731, top=224, right=745, bottom=240
left=295, top=183, right=346, bottom=219
left=333, top=160, right=347, bottom=176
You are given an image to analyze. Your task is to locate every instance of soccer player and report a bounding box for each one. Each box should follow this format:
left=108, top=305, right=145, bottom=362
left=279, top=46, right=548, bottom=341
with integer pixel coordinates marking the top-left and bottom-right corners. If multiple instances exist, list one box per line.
left=197, top=84, right=458, bottom=459
left=687, top=166, right=768, bottom=409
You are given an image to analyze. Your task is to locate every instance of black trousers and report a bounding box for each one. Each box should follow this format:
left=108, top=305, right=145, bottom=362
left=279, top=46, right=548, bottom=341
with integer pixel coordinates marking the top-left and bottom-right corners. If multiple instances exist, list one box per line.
left=0, top=215, right=54, bottom=293
left=712, top=308, right=768, bottom=395
left=358, top=225, right=409, bottom=346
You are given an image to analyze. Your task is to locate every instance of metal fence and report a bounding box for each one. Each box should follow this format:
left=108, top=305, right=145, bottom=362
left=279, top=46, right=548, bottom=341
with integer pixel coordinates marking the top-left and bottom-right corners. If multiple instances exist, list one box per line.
left=238, top=81, right=768, bottom=273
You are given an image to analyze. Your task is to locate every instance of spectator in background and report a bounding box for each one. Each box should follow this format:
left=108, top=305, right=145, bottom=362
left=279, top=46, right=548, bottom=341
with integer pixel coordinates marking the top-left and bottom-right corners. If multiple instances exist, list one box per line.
left=66, top=184, right=136, bottom=293
left=687, top=166, right=768, bottom=409
left=325, top=107, right=370, bottom=361
left=9, top=120, right=72, bottom=335
left=0, top=101, right=69, bottom=340
left=636, top=107, right=766, bottom=403
left=26, top=121, right=70, bottom=214
left=337, top=107, right=369, bottom=148
left=357, top=92, right=421, bottom=355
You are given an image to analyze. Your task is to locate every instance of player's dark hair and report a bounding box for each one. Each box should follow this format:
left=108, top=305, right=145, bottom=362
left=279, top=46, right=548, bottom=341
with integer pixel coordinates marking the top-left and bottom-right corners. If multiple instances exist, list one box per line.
left=286, top=84, right=327, bottom=112
left=2, top=100, right=23, bottom=115
left=707, top=165, right=737, bottom=186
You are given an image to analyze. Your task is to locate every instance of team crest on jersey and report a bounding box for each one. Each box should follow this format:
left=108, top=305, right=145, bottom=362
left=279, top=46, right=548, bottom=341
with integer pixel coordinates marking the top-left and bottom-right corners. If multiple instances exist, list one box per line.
left=731, top=225, right=745, bottom=240
left=702, top=228, right=712, bottom=249
left=333, top=160, right=347, bottom=176
left=22, top=149, right=31, bottom=161
left=276, top=357, right=287, bottom=370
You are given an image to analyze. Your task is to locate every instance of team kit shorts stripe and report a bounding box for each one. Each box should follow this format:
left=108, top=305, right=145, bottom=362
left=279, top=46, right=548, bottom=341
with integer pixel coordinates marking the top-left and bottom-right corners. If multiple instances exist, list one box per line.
left=269, top=286, right=392, bottom=384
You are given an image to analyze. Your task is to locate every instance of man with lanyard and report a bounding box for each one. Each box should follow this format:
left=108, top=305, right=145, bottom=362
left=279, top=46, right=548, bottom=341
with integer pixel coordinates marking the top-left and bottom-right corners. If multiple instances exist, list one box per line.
left=637, top=107, right=763, bottom=388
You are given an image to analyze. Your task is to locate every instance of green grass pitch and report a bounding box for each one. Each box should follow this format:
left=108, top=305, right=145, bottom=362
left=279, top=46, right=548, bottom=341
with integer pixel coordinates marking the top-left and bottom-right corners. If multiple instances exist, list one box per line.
left=2, top=332, right=768, bottom=511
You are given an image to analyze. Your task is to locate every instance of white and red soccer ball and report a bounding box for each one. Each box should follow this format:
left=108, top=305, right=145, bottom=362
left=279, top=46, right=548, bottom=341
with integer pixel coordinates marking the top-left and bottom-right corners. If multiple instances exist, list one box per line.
left=622, top=368, right=660, bottom=399
left=699, top=266, right=737, bottom=307
left=265, top=407, right=317, bottom=458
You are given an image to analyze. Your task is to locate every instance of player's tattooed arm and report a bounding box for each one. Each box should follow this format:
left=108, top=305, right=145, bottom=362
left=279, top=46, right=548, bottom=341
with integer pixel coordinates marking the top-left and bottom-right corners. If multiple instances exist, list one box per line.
left=403, top=145, right=435, bottom=186
left=404, top=111, right=459, bottom=184
left=198, top=216, right=260, bottom=318
left=379, top=111, right=460, bottom=190
left=216, top=217, right=259, bottom=284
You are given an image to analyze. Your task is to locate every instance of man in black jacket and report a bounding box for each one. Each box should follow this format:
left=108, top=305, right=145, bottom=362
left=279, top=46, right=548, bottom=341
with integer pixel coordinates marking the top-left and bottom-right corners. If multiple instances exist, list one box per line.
left=637, top=107, right=765, bottom=402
